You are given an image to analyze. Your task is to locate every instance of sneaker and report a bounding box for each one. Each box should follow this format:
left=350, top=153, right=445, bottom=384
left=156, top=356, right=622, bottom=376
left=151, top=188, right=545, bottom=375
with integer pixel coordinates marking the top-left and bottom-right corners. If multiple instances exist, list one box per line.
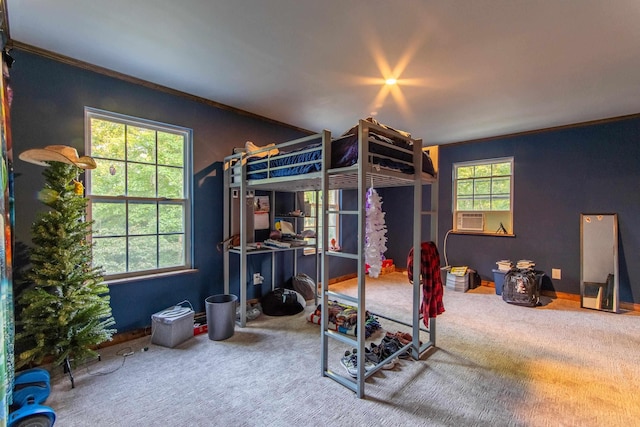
left=360, top=347, right=379, bottom=367
left=370, top=343, right=397, bottom=370
left=340, top=350, right=358, bottom=378
left=396, top=331, right=423, bottom=346
left=354, top=348, right=377, bottom=372
left=381, top=335, right=411, bottom=359
left=340, top=349, right=375, bottom=378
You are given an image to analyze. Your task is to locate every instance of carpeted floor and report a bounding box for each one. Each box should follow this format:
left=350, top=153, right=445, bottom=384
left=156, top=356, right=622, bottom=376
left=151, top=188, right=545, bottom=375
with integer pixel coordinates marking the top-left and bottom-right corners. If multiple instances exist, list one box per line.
left=45, top=272, right=640, bottom=426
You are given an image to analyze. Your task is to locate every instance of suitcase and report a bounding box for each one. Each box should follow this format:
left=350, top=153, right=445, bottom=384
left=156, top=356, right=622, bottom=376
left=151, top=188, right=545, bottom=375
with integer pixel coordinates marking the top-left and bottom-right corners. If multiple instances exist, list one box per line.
left=502, top=268, right=540, bottom=307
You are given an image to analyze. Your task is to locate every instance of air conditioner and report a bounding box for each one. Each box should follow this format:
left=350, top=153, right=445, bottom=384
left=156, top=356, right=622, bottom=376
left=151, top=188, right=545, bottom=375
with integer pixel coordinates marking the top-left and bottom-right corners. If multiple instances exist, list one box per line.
left=457, top=212, right=484, bottom=231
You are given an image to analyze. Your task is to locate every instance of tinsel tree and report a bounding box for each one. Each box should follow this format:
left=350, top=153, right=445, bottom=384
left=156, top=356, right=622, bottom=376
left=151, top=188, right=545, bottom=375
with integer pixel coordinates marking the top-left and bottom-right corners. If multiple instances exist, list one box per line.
left=365, top=187, right=387, bottom=278
left=15, top=161, right=115, bottom=377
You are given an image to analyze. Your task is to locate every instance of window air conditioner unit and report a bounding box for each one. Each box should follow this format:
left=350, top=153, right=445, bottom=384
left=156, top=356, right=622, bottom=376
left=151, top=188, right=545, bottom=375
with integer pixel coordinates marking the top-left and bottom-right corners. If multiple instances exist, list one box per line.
left=457, top=212, right=484, bottom=231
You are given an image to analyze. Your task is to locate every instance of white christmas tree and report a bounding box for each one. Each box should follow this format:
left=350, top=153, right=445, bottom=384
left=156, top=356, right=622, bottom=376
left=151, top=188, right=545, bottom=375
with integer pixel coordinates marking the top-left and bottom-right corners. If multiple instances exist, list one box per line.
left=365, top=187, right=387, bottom=278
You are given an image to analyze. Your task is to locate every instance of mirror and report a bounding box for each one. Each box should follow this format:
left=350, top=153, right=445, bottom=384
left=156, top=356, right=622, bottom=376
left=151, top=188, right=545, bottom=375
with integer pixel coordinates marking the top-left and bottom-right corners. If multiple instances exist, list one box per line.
left=580, top=213, right=619, bottom=312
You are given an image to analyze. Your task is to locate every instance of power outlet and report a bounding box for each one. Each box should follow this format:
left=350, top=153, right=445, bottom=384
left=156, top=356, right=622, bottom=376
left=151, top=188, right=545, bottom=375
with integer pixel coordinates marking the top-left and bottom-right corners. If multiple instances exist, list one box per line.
left=253, top=273, right=263, bottom=285
left=551, top=268, right=561, bottom=280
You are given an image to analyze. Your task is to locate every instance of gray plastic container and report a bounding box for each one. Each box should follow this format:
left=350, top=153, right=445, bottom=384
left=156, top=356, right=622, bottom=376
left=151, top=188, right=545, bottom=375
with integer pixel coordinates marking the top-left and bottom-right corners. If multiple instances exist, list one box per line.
left=205, top=294, right=238, bottom=341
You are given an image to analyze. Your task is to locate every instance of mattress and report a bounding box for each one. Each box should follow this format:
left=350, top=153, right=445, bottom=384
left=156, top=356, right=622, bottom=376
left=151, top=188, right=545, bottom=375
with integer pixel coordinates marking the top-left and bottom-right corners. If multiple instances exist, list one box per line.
left=245, top=132, right=435, bottom=180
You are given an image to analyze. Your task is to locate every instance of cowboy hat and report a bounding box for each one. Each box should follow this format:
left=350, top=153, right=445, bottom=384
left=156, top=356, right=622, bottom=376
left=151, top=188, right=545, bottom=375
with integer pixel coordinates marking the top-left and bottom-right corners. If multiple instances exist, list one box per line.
left=19, top=145, right=97, bottom=169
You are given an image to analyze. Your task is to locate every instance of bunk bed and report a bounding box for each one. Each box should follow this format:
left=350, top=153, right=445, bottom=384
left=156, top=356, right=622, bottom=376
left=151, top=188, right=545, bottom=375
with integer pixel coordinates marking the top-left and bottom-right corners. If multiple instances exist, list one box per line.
left=222, top=119, right=439, bottom=398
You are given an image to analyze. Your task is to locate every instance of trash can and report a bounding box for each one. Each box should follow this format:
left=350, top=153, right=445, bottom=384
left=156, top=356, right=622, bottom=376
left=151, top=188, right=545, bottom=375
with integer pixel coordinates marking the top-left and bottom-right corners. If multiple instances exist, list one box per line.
left=492, top=269, right=507, bottom=295
left=205, top=294, right=238, bottom=341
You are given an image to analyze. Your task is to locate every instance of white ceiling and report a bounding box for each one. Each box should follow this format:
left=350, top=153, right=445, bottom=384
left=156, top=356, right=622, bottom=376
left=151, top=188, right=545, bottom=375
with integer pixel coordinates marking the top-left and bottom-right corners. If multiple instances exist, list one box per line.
left=6, top=0, right=640, bottom=145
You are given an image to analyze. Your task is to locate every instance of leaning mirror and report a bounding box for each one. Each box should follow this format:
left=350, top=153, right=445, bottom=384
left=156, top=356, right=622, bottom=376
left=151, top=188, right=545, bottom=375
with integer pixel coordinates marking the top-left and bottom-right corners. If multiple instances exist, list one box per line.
left=580, top=213, right=619, bottom=312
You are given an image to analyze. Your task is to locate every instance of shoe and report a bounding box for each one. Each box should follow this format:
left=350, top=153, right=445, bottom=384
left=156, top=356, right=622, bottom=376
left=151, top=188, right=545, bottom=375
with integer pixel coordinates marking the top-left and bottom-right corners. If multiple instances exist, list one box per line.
left=340, top=350, right=358, bottom=378
left=395, top=331, right=413, bottom=345
left=381, top=335, right=411, bottom=359
left=370, top=343, right=397, bottom=369
left=361, top=347, right=380, bottom=367
left=340, top=349, right=375, bottom=378
left=387, top=331, right=423, bottom=347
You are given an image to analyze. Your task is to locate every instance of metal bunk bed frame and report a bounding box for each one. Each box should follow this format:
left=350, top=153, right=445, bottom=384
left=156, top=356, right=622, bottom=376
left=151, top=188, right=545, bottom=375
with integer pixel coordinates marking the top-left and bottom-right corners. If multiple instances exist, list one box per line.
left=222, top=120, right=438, bottom=398
left=320, top=119, right=439, bottom=398
left=223, top=131, right=330, bottom=327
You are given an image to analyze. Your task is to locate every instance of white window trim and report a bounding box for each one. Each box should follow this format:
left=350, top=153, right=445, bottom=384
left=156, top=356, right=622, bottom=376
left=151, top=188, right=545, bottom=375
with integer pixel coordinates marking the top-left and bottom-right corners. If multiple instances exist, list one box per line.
left=85, top=107, right=194, bottom=279
left=452, top=156, right=514, bottom=236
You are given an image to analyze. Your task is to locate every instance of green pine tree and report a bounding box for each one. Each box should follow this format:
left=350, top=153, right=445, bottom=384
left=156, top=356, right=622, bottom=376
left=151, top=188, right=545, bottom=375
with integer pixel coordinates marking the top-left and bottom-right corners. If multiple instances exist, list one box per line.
left=15, top=161, right=115, bottom=370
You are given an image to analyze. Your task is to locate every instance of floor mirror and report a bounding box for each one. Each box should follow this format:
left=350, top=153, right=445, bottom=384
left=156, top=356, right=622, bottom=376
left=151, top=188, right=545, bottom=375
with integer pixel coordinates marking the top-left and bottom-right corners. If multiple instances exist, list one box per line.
left=580, top=213, right=619, bottom=312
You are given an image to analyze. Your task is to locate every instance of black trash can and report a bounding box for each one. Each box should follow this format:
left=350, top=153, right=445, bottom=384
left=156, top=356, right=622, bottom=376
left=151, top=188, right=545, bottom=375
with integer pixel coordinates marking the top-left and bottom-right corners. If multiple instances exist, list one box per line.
left=205, top=294, right=238, bottom=341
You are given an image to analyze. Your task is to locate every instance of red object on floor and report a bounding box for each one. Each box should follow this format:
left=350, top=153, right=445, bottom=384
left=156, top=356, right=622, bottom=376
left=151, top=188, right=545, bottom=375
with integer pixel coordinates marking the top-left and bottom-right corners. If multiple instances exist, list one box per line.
left=193, top=324, right=208, bottom=335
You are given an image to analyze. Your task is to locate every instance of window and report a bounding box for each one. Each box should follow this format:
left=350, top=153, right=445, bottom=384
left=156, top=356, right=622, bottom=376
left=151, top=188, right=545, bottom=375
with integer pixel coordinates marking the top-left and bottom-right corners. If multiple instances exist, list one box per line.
left=453, top=157, right=513, bottom=235
left=85, top=108, right=192, bottom=279
left=303, top=190, right=339, bottom=254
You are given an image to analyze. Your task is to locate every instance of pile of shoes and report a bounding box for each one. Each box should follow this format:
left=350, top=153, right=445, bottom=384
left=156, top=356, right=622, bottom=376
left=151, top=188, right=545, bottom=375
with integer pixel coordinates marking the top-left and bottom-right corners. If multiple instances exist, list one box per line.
left=339, top=330, right=422, bottom=378
left=236, top=302, right=262, bottom=322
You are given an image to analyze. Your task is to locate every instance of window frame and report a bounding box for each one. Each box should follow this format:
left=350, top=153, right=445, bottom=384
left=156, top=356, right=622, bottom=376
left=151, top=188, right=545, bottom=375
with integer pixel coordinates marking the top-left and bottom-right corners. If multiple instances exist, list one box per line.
left=452, top=157, right=514, bottom=235
left=303, top=189, right=340, bottom=255
left=85, top=107, right=193, bottom=280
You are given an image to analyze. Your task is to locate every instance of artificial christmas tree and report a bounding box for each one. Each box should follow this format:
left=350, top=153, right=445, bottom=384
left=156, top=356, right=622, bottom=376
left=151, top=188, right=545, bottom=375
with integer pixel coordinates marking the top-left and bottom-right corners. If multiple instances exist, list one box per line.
left=15, top=146, right=115, bottom=388
left=365, top=187, right=388, bottom=278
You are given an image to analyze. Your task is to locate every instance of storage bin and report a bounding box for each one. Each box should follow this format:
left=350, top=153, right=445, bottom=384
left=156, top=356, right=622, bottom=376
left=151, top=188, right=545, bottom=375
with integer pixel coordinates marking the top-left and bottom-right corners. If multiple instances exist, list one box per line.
left=151, top=306, right=194, bottom=348
left=492, top=269, right=506, bottom=295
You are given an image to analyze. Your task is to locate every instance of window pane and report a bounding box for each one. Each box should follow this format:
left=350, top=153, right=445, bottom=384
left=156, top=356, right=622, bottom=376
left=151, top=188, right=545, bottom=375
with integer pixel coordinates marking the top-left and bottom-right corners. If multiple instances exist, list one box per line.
left=492, top=177, right=511, bottom=195
left=457, top=180, right=473, bottom=196
left=474, top=165, right=491, bottom=177
left=491, top=197, right=511, bottom=211
left=129, top=203, right=157, bottom=235
left=159, top=234, right=184, bottom=268
left=127, top=126, right=156, bottom=164
left=493, top=162, right=511, bottom=176
left=129, top=236, right=157, bottom=271
left=92, top=159, right=125, bottom=196
left=457, top=166, right=474, bottom=179
left=457, top=198, right=473, bottom=211
left=93, top=237, right=126, bottom=275
left=157, top=166, right=183, bottom=198
left=158, top=132, right=184, bottom=167
left=473, top=198, right=491, bottom=210
left=92, top=201, right=126, bottom=236
left=159, top=204, right=184, bottom=233
left=91, top=118, right=125, bottom=160
left=127, top=163, right=156, bottom=197
left=328, top=213, right=337, bottom=228
left=474, top=178, right=491, bottom=195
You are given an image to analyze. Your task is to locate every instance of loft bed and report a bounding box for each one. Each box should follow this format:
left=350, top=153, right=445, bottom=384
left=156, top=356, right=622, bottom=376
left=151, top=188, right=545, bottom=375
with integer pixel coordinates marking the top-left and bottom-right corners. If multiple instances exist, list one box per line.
left=222, top=119, right=439, bottom=398
left=227, top=121, right=436, bottom=192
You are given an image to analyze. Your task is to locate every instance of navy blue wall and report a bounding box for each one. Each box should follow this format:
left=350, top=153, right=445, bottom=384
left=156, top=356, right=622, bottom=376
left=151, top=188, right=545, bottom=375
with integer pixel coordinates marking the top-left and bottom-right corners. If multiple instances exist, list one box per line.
left=12, top=49, right=639, bottom=337
left=386, top=117, right=640, bottom=304
left=10, top=50, right=310, bottom=332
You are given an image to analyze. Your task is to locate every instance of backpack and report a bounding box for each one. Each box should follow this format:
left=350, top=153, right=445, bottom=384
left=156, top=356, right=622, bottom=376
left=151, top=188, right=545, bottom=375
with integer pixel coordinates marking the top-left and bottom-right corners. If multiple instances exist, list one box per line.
left=261, top=288, right=305, bottom=316
left=502, top=268, right=540, bottom=307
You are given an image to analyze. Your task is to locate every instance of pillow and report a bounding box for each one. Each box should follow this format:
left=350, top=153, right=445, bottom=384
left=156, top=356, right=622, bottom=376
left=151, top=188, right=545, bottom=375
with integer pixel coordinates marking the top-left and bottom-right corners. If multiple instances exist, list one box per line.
left=341, top=117, right=411, bottom=138
left=245, top=141, right=279, bottom=158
